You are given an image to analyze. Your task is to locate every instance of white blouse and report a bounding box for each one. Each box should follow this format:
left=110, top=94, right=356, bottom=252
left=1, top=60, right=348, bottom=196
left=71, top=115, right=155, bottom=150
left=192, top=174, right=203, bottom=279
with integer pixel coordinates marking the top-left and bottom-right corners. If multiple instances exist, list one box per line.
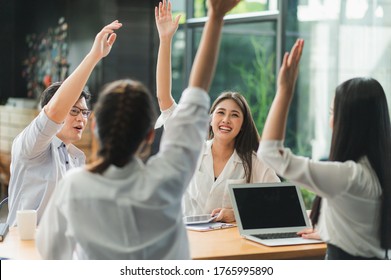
left=258, top=140, right=388, bottom=259
left=183, top=139, right=280, bottom=216
left=36, top=87, right=210, bottom=259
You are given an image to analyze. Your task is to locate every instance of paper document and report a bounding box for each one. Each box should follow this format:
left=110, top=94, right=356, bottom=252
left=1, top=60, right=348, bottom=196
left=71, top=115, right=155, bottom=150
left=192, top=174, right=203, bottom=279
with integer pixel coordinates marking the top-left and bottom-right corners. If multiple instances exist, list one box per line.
left=186, top=222, right=236, bottom=232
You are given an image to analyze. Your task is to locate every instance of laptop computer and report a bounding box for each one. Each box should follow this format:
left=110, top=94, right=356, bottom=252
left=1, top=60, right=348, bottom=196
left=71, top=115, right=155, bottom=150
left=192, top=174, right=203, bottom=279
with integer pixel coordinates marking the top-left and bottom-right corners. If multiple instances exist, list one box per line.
left=228, top=182, right=323, bottom=246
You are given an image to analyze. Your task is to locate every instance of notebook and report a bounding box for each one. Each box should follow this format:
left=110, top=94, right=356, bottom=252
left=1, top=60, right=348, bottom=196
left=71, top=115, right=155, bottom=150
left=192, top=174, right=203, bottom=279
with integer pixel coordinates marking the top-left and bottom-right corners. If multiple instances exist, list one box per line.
left=228, top=182, right=323, bottom=246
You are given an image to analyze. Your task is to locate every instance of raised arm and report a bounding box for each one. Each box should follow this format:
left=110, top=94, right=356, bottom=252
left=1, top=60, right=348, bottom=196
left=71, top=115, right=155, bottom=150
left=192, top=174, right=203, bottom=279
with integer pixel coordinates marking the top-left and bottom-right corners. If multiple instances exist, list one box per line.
left=155, top=0, right=181, bottom=110
left=261, top=39, right=304, bottom=140
left=45, top=20, right=122, bottom=123
left=189, top=0, right=241, bottom=92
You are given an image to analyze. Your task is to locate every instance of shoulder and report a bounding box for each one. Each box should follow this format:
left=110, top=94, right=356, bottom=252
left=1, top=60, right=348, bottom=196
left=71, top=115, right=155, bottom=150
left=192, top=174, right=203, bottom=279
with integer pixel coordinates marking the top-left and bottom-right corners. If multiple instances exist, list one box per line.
left=251, top=152, right=280, bottom=182
left=178, top=87, right=210, bottom=108
left=61, top=167, right=91, bottom=186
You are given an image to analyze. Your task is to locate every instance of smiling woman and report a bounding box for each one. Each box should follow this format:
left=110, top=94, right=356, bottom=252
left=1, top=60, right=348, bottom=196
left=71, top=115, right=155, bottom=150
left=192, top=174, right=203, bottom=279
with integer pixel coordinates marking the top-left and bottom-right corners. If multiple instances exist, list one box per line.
left=154, top=1, right=280, bottom=223
left=156, top=90, right=281, bottom=223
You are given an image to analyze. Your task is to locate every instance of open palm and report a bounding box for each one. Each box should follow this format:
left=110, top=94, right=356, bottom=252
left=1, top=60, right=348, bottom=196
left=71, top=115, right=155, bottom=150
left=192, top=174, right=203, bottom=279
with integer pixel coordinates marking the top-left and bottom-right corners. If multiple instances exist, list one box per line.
left=155, top=0, right=181, bottom=40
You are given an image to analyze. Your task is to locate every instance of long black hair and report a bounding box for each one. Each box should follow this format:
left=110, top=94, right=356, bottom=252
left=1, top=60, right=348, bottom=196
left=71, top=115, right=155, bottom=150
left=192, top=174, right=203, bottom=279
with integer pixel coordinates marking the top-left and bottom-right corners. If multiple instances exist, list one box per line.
left=329, top=77, right=391, bottom=249
left=89, top=79, right=156, bottom=174
left=209, top=92, right=259, bottom=183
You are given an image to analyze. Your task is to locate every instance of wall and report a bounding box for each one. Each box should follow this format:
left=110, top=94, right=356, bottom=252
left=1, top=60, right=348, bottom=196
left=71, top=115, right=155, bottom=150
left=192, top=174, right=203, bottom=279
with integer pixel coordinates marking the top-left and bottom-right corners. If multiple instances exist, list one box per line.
left=0, top=0, right=160, bottom=105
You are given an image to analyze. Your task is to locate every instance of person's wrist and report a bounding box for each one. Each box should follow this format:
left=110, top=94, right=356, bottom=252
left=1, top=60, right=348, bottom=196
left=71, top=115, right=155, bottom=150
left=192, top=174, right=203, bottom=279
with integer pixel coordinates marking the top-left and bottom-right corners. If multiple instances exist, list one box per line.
left=159, top=35, right=174, bottom=44
left=85, top=52, right=102, bottom=64
left=208, top=11, right=225, bottom=22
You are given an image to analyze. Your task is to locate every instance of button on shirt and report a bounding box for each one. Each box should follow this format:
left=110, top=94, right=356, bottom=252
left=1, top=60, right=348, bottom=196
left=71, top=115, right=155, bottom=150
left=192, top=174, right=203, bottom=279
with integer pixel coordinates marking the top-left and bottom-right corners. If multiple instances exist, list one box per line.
left=7, top=109, right=85, bottom=226
left=36, top=88, right=210, bottom=259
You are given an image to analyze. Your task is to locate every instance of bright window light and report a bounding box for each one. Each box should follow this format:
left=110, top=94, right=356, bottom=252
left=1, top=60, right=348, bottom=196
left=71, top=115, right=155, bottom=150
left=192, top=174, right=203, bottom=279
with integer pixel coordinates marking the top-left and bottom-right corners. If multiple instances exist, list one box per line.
left=375, top=6, right=384, bottom=18
left=345, top=0, right=368, bottom=19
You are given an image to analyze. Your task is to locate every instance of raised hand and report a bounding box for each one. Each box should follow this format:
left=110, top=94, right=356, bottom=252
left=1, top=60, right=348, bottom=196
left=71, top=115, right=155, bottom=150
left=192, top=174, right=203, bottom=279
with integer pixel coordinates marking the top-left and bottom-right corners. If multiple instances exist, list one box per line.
left=207, top=0, right=241, bottom=19
left=277, top=39, right=304, bottom=99
left=155, top=0, right=181, bottom=41
left=89, top=20, right=123, bottom=60
left=261, top=39, right=304, bottom=141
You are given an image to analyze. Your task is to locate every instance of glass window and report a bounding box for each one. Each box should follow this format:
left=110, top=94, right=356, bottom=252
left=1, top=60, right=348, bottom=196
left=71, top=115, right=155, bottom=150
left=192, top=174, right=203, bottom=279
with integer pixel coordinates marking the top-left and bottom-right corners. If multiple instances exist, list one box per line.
left=171, top=0, right=186, bottom=23
left=172, top=22, right=276, bottom=135
left=291, top=0, right=391, bottom=160
left=193, top=0, right=279, bottom=18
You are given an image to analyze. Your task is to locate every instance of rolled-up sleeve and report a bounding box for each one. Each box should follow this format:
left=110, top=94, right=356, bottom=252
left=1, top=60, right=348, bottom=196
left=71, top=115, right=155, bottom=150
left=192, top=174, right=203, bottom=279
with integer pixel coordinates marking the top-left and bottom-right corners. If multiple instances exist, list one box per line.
left=18, top=109, right=63, bottom=159
left=154, top=102, right=178, bottom=129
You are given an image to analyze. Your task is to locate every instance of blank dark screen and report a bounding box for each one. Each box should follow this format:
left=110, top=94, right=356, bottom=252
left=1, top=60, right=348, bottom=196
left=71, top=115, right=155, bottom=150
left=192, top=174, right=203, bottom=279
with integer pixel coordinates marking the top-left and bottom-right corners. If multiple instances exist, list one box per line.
left=233, top=186, right=306, bottom=230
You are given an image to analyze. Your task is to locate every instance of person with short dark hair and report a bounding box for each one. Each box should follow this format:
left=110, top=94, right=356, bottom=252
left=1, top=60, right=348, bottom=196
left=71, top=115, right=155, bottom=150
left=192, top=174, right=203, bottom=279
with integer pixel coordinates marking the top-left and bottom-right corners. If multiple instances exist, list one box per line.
left=259, top=39, right=391, bottom=259
left=7, top=20, right=122, bottom=226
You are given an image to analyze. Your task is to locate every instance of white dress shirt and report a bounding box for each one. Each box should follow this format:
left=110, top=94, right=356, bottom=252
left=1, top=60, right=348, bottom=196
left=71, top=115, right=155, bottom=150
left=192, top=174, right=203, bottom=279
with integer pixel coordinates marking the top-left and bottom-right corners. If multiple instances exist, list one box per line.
left=36, top=87, right=210, bottom=259
left=156, top=102, right=280, bottom=216
left=7, top=109, right=85, bottom=226
left=258, top=140, right=389, bottom=259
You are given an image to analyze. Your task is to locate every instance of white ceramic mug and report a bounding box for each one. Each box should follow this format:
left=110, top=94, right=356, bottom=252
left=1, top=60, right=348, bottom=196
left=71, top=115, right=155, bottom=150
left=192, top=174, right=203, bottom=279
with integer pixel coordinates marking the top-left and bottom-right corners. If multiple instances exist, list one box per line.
left=16, top=210, right=37, bottom=240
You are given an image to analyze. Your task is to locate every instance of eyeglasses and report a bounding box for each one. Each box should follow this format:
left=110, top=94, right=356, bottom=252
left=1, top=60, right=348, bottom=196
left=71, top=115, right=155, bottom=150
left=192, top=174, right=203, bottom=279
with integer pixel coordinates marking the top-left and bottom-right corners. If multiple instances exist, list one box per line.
left=69, top=106, right=92, bottom=118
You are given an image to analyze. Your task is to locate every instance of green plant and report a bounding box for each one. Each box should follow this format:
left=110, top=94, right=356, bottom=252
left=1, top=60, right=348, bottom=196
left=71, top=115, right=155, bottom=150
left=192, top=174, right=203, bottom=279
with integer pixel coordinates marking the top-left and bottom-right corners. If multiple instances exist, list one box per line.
left=234, top=37, right=275, bottom=134
left=300, top=188, right=316, bottom=210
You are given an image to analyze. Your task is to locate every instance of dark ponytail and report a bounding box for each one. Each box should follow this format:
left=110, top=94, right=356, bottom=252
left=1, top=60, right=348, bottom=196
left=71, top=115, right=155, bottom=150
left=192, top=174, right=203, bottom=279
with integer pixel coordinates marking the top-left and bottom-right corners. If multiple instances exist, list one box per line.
left=88, top=79, right=156, bottom=174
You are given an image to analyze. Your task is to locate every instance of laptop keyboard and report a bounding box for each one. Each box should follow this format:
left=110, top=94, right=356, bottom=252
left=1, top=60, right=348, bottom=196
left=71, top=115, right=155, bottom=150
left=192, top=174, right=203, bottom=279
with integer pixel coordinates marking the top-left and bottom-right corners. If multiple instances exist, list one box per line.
left=252, top=232, right=298, bottom=240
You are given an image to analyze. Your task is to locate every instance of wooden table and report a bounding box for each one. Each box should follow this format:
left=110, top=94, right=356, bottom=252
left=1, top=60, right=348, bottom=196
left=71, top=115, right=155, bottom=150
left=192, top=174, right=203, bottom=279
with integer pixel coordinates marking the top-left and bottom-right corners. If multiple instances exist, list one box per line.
left=188, top=226, right=326, bottom=260
left=0, top=227, right=326, bottom=260
left=0, top=227, right=41, bottom=260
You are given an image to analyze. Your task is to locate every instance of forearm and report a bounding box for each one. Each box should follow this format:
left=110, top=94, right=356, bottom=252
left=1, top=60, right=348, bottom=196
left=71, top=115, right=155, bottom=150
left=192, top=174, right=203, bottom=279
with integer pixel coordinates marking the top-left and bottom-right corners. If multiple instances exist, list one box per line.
left=45, top=53, right=100, bottom=123
left=261, top=91, right=292, bottom=140
left=189, top=16, right=224, bottom=92
left=156, top=38, right=175, bottom=110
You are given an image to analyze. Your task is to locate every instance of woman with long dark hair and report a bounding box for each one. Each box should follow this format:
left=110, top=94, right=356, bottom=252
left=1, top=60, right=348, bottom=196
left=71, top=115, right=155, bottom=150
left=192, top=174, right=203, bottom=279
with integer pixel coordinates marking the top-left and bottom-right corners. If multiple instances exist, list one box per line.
left=259, top=39, right=391, bottom=259
left=155, top=0, right=279, bottom=223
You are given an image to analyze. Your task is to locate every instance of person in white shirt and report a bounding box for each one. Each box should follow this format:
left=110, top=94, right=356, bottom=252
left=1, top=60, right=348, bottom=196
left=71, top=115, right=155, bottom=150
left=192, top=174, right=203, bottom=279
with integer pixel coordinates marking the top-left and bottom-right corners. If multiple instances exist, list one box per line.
left=36, top=0, right=242, bottom=260
left=6, top=20, right=122, bottom=226
left=154, top=0, right=279, bottom=223
left=258, top=39, right=391, bottom=259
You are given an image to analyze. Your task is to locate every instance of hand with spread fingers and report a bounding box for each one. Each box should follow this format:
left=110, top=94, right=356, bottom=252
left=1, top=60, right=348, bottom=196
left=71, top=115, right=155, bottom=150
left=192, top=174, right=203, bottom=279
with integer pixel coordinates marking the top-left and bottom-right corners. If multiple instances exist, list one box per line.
left=155, top=0, right=181, bottom=41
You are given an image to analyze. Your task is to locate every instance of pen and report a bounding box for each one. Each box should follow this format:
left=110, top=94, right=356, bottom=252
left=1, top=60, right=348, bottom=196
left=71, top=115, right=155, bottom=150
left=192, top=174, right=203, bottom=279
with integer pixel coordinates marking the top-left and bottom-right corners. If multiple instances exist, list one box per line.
left=208, top=223, right=234, bottom=230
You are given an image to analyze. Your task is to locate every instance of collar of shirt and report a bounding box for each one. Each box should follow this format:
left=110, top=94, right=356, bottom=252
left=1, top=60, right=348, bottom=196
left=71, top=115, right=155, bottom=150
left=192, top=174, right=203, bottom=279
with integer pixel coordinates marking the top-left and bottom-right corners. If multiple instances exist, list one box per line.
left=52, top=136, right=86, bottom=162
left=203, top=139, right=244, bottom=186
left=204, top=139, right=243, bottom=164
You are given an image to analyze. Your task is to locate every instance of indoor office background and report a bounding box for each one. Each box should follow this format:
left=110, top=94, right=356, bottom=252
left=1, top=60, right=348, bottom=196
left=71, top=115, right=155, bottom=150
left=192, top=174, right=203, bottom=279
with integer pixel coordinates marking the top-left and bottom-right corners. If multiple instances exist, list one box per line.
left=1, top=0, right=391, bottom=204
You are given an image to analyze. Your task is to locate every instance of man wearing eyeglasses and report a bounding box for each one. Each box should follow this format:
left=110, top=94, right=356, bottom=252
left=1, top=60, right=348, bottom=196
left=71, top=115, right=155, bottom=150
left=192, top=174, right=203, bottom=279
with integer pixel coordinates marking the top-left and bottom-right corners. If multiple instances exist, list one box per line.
left=6, top=20, right=122, bottom=227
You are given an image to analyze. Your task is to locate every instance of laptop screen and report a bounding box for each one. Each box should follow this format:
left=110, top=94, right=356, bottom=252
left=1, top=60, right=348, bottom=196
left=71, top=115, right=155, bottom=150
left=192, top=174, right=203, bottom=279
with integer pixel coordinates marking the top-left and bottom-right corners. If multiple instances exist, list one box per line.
left=232, top=185, right=306, bottom=230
